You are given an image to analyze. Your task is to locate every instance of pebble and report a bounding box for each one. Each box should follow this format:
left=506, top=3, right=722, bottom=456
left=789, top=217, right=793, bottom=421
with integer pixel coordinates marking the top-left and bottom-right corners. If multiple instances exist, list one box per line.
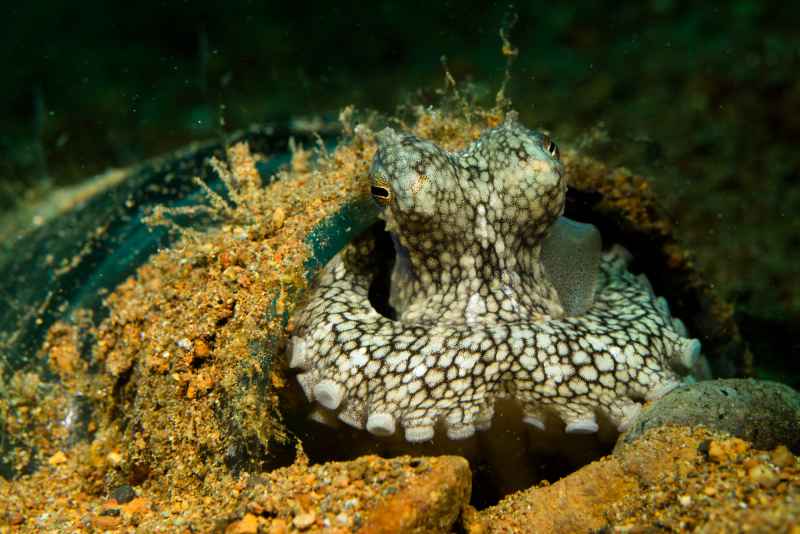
left=708, top=441, right=725, bottom=463
left=48, top=451, right=67, bottom=466
left=121, top=497, right=150, bottom=515
left=92, top=515, right=122, bottom=529
left=273, top=207, right=286, bottom=229
left=111, top=484, right=137, bottom=504
left=621, top=379, right=800, bottom=451
left=771, top=445, right=796, bottom=468
left=226, top=513, right=259, bottom=534
left=194, top=339, right=211, bottom=358
left=706, top=438, right=749, bottom=464
left=267, top=519, right=288, bottom=534
left=292, top=511, right=316, bottom=530
left=748, top=464, right=780, bottom=488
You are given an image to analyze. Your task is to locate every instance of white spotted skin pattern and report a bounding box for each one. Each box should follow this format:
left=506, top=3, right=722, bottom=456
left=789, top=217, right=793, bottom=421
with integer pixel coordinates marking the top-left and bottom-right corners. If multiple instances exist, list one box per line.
left=289, top=116, right=699, bottom=442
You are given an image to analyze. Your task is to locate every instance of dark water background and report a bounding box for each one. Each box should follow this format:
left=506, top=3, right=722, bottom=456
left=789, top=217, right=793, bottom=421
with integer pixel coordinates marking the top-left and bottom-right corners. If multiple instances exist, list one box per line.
left=1, top=1, right=798, bottom=385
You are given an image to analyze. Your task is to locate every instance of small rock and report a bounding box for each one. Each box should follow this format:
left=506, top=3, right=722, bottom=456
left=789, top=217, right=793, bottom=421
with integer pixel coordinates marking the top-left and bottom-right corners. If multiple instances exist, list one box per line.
left=697, top=439, right=711, bottom=458
left=361, top=456, right=470, bottom=533
left=293, top=511, right=316, bottom=530
left=703, top=437, right=750, bottom=464
left=272, top=207, right=286, bottom=229
left=194, top=339, right=211, bottom=358
left=120, top=497, right=150, bottom=515
left=6, top=512, right=24, bottom=525
left=226, top=513, right=259, bottom=534
left=268, top=519, right=288, bottom=534
left=748, top=464, right=780, bottom=488
left=621, top=379, right=800, bottom=451
left=99, top=507, right=120, bottom=517
left=708, top=441, right=726, bottom=463
left=48, top=451, right=67, bottom=466
left=93, top=515, right=122, bottom=529
left=771, top=445, right=796, bottom=468
left=111, top=484, right=136, bottom=504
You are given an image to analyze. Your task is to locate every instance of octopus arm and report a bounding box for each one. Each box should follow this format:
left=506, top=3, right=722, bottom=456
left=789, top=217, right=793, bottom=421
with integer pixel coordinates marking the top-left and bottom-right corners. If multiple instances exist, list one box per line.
left=290, top=240, right=701, bottom=442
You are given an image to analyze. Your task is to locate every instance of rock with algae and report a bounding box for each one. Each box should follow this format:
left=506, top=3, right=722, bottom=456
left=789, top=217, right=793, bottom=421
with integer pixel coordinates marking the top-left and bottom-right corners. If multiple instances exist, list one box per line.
left=620, top=378, right=800, bottom=452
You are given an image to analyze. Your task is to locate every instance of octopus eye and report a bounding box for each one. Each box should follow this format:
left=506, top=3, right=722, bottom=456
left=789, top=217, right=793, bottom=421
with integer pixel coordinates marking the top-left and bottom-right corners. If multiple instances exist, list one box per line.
left=543, top=135, right=560, bottom=159
left=371, top=184, right=392, bottom=205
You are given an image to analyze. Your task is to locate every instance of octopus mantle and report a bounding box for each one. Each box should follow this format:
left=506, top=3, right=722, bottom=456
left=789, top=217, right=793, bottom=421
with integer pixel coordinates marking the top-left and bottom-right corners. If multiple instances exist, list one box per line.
left=288, top=115, right=701, bottom=442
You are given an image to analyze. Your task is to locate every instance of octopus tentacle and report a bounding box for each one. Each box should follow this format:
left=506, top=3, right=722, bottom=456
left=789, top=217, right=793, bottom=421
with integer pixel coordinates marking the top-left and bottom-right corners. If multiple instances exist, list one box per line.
left=290, top=238, right=695, bottom=440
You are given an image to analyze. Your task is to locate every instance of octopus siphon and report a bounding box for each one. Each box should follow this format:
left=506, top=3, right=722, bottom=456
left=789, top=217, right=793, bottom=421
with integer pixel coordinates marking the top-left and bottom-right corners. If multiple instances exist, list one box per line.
left=288, top=113, right=701, bottom=442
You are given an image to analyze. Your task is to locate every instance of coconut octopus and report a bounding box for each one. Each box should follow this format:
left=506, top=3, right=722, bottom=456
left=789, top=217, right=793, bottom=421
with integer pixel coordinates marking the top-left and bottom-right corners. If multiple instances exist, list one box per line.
left=288, top=113, right=701, bottom=442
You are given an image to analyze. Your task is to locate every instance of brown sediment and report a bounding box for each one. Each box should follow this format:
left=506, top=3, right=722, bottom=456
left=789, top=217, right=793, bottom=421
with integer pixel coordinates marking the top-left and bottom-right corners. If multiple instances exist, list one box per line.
left=232, top=453, right=471, bottom=534
left=82, top=134, right=378, bottom=488
left=0, top=101, right=757, bottom=531
left=466, top=425, right=800, bottom=533
left=1, top=448, right=471, bottom=532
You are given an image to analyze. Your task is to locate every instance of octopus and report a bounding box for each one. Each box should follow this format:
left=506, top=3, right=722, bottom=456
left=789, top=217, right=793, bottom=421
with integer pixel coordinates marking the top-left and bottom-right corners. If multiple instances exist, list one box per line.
left=288, top=113, right=701, bottom=442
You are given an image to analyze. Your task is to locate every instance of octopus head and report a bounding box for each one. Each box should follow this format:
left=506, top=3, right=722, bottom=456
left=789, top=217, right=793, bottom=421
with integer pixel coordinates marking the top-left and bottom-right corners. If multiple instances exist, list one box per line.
left=370, top=117, right=566, bottom=272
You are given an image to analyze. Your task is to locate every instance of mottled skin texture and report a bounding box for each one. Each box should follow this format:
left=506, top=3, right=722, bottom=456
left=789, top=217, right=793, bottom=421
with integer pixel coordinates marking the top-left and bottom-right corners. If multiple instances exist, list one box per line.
left=289, top=116, right=701, bottom=442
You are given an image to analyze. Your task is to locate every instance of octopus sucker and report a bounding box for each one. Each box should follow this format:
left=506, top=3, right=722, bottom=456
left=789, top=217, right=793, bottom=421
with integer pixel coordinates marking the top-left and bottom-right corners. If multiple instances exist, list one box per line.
left=654, top=296, right=671, bottom=320
left=564, top=418, right=600, bottom=435
left=289, top=115, right=701, bottom=442
left=366, top=412, right=397, bottom=436
left=405, top=424, right=436, bottom=443
left=522, top=414, right=547, bottom=431
left=313, top=379, right=345, bottom=410
left=672, top=317, right=689, bottom=337
left=337, top=405, right=366, bottom=429
left=608, top=399, right=643, bottom=432
left=446, top=422, right=477, bottom=440
left=288, top=337, right=308, bottom=368
left=295, top=371, right=316, bottom=401
left=636, top=273, right=655, bottom=296
left=679, top=338, right=703, bottom=368
left=473, top=406, right=495, bottom=431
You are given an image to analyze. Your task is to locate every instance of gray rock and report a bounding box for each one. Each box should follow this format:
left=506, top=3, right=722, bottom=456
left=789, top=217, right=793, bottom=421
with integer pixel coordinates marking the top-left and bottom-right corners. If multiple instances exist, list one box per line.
left=618, top=378, right=800, bottom=452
